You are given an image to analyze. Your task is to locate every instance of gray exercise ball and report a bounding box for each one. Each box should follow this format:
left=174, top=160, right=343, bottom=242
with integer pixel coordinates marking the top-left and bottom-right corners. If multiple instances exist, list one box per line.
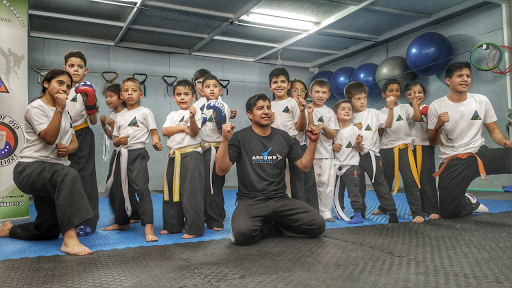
left=375, top=56, right=416, bottom=88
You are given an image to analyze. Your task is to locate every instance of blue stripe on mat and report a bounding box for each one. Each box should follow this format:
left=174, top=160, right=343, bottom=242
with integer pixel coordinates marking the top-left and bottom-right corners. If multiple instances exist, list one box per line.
left=1, top=190, right=511, bottom=260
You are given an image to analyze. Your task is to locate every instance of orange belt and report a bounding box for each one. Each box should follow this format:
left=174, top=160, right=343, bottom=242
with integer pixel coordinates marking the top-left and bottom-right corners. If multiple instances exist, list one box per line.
left=432, top=153, right=487, bottom=180
left=392, top=143, right=421, bottom=195
left=73, top=121, right=89, bottom=131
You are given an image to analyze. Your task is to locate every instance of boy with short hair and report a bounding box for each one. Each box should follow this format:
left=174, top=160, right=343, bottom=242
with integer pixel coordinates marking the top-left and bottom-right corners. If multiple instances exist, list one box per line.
left=100, top=84, right=140, bottom=224
left=332, top=100, right=364, bottom=224
left=269, top=68, right=307, bottom=201
left=104, top=77, right=162, bottom=242
left=199, top=74, right=230, bottom=231
left=345, top=81, right=398, bottom=223
left=62, top=50, right=99, bottom=236
left=378, top=79, right=425, bottom=223
left=193, top=68, right=236, bottom=119
left=161, top=79, right=205, bottom=239
left=428, top=61, right=512, bottom=219
left=307, top=79, right=339, bottom=222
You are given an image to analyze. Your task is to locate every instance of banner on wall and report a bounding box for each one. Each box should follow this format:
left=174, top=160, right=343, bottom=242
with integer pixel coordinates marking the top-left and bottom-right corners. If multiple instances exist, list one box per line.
left=0, top=0, right=29, bottom=221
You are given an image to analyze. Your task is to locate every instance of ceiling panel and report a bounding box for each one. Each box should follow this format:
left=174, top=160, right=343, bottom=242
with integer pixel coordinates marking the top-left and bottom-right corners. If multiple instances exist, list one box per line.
left=131, top=8, right=224, bottom=35
left=372, top=0, right=469, bottom=15
left=251, top=0, right=352, bottom=23
left=28, top=0, right=132, bottom=23
left=322, top=7, right=424, bottom=36
left=289, top=34, right=366, bottom=52
left=262, top=48, right=335, bottom=63
left=198, top=40, right=273, bottom=58
left=29, top=15, right=122, bottom=41
left=144, top=0, right=256, bottom=16
left=218, top=24, right=300, bottom=44
left=121, top=29, right=202, bottom=49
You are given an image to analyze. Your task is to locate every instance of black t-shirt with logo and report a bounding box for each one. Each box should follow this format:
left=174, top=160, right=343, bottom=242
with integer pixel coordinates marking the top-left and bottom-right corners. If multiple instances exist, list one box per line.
left=228, top=126, right=303, bottom=199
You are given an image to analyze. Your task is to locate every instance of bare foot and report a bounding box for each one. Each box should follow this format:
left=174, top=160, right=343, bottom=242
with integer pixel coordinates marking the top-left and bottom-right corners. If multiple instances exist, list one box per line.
left=429, top=213, right=440, bottom=220
left=0, top=221, right=13, bottom=237
left=130, top=220, right=140, bottom=224
left=182, top=233, right=198, bottom=239
left=159, top=230, right=169, bottom=235
left=61, top=228, right=93, bottom=256
left=371, top=209, right=384, bottom=215
left=145, top=224, right=158, bottom=242
left=412, top=216, right=425, bottom=223
left=102, top=224, right=130, bottom=231
left=213, top=227, right=223, bottom=231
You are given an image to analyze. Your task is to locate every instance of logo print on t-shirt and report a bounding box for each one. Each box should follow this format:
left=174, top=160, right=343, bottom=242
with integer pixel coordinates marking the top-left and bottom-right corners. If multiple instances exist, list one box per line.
left=317, top=116, right=324, bottom=123
left=128, top=116, right=139, bottom=127
left=282, top=106, right=290, bottom=113
left=200, top=104, right=205, bottom=112
left=70, top=94, right=78, bottom=102
left=365, top=124, right=372, bottom=131
left=179, top=116, right=185, bottom=123
left=471, top=110, right=482, bottom=120
left=207, top=115, right=214, bottom=122
left=396, top=114, right=403, bottom=121
left=345, top=141, right=353, bottom=148
left=252, top=147, right=281, bottom=164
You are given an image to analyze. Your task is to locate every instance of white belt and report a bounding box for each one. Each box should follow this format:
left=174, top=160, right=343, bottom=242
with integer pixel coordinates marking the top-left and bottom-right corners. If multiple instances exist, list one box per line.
left=104, top=147, right=131, bottom=216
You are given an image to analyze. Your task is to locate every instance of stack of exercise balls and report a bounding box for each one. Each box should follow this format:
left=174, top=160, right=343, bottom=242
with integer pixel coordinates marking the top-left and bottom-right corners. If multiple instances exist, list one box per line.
left=311, top=32, right=453, bottom=99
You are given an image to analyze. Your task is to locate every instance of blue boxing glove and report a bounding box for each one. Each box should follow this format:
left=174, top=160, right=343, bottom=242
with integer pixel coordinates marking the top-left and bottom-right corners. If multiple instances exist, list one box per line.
left=75, top=81, right=98, bottom=115
left=205, top=100, right=227, bottom=130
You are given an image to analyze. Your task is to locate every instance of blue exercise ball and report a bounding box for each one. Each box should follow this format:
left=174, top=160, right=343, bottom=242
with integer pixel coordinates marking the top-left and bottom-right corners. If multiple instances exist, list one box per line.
left=311, top=70, right=335, bottom=100
left=375, top=56, right=416, bottom=88
left=351, top=63, right=380, bottom=98
left=406, top=32, right=453, bottom=76
left=331, top=67, right=355, bottom=99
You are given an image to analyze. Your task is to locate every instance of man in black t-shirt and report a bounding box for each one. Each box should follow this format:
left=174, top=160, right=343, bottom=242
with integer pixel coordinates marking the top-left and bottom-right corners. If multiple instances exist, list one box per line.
left=216, top=94, right=325, bottom=245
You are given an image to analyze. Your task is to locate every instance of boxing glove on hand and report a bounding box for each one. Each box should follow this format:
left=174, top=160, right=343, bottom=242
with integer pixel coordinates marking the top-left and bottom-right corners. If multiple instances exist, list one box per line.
left=420, top=105, right=429, bottom=115
left=76, top=81, right=98, bottom=115
left=205, top=100, right=227, bottom=130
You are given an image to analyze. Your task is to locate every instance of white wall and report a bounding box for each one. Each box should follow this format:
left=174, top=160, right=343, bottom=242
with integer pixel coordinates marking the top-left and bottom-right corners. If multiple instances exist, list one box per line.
left=322, top=3, right=511, bottom=191
left=27, top=38, right=312, bottom=191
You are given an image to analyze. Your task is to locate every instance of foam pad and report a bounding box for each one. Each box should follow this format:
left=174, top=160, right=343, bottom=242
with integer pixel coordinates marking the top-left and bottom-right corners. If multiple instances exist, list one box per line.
left=205, top=100, right=227, bottom=130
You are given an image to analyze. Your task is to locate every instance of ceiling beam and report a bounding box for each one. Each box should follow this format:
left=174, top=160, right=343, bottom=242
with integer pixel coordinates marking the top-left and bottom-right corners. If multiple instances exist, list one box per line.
left=286, top=46, right=339, bottom=54
left=117, top=42, right=190, bottom=54
left=143, top=1, right=233, bottom=19
left=253, top=0, right=374, bottom=61
left=29, top=10, right=124, bottom=27
left=319, top=29, right=378, bottom=40
left=189, top=0, right=262, bottom=53
left=30, top=31, right=115, bottom=46
left=114, top=0, right=146, bottom=45
left=310, top=0, right=490, bottom=67
left=191, top=51, right=254, bottom=62
left=213, top=36, right=278, bottom=47
left=130, top=25, right=207, bottom=38
left=256, top=59, right=311, bottom=68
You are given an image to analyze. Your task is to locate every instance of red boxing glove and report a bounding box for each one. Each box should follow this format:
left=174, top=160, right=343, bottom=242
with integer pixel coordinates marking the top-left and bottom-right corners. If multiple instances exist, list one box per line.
left=420, top=105, right=429, bottom=115
left=75, top=81, right=98, bottom=115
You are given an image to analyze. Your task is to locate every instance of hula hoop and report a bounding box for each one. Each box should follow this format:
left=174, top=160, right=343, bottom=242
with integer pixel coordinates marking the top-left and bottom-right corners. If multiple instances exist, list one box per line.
left=487, top=45, right=512, bottom=74
left=470, top=42, right=504, bottom=71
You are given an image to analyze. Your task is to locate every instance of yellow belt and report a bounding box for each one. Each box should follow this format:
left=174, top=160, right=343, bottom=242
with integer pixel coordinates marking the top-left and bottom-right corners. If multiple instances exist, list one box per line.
left=392, top=143, right=421, bottom=195
left=415, top=145, right=423, bottom=178
left=73, top=121, right=89, bottom=131
left=164, top=144, right=201, bottom=202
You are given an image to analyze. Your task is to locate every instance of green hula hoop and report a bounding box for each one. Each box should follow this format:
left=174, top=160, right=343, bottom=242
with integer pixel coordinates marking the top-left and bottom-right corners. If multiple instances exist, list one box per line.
left=470, top=42, right=504, bottom=71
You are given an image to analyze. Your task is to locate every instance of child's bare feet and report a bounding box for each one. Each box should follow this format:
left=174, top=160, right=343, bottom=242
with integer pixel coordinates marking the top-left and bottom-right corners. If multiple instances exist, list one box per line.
left=429, top=213, right=440, bottom=220
left=159, top=230, right=169, bottom=235
left=182, top=233, right=198, bottom=239
left=371, top=209, right=384, bottom=215
left=213, top=227, right=223, bottom=231
left=145, top=224, right=158, bottom=242
left=412, top=216, right=425, bottom=223
left=61, top=228, right=93, bottom=256
left=102, top=224, right=130, bottom=231
left=0, top=221, right=13, bottom=237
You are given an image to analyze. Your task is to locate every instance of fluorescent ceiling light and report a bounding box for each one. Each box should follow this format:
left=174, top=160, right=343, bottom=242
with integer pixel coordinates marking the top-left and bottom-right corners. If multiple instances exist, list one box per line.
left=240, top=12, right=316, bottom=30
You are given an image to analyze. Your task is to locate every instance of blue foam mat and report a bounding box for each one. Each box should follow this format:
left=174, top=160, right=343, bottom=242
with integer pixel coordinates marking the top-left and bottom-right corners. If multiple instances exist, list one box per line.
left=1, top=190, right=511, bottom=260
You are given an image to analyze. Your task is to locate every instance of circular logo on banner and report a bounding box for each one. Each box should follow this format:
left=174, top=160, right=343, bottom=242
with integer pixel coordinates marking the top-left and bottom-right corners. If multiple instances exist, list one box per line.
left=0, top=114, right=24, bottom=167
